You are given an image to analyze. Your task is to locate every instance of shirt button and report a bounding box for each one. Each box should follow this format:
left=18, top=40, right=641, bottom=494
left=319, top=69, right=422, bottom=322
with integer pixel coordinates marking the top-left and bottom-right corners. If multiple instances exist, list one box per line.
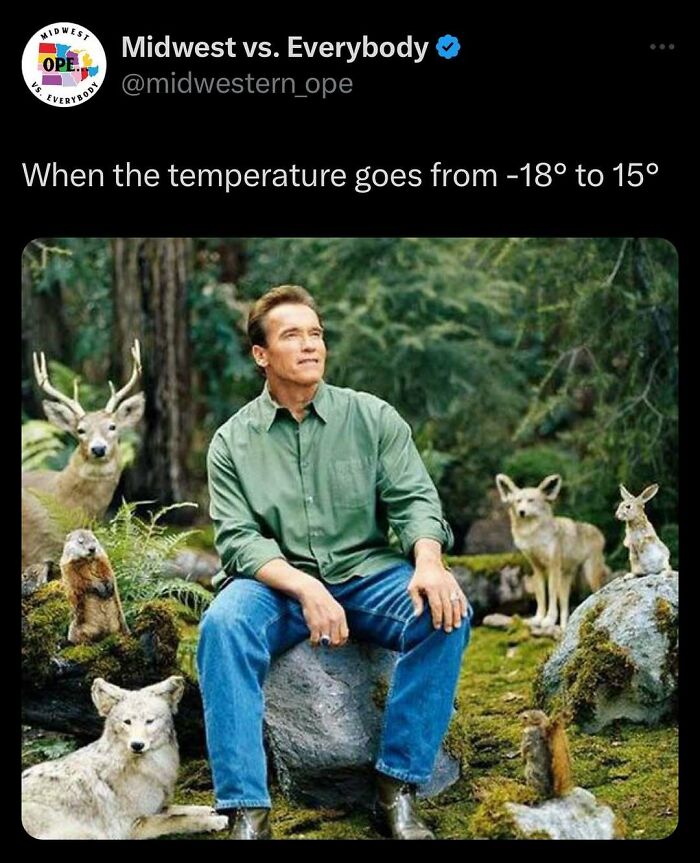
left=306, top=496, right=314, bottom=503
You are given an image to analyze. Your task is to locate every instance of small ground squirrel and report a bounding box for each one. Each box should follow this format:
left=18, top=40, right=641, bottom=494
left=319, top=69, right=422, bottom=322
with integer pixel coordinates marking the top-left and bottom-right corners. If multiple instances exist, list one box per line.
left=60, top=529, right=129, bottom=644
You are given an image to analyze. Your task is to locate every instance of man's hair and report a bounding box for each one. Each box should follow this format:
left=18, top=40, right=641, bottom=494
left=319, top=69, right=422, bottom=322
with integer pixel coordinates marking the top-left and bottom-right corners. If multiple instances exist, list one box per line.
left=247, top=285, right=321, bottom=347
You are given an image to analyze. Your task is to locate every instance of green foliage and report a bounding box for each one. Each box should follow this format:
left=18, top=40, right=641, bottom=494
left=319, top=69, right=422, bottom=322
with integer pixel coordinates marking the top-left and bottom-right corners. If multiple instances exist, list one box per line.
left=502, top=445, right=580, bottom=489
left=24, top=239, right=113, bottom=365
left=21, top=730, right=80, bottom=771
left=22, top=237, right=677, bottom=558
left=188, top=249, right=258, bottom=433
left=21, top=420, right=68, bottom=470
left=93, top=501, right=213, bottom=625
left=500, top=238, right=678, bottom=547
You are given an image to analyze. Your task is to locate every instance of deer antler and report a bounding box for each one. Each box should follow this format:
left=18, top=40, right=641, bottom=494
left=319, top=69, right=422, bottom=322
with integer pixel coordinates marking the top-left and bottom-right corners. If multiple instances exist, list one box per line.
left=105, top=339, right=143, bottom=412
left=32, top=352, right=86, bottom=418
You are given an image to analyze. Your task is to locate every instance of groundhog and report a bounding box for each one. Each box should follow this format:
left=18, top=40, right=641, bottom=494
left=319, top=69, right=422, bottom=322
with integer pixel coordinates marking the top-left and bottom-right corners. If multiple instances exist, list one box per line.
left=60, top=529, right=129, bottom=644
left=520, top=709, right=573, bottom=799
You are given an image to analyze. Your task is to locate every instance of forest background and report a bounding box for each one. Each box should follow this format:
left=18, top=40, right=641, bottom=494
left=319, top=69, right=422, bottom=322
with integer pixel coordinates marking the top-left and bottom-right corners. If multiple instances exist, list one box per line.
left=21, top=237, right=679, bottom=570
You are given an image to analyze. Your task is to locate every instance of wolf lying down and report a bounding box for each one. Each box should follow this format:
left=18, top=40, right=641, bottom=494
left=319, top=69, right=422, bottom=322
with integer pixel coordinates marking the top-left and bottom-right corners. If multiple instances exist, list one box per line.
left=22, top=676, right=228, bottom=840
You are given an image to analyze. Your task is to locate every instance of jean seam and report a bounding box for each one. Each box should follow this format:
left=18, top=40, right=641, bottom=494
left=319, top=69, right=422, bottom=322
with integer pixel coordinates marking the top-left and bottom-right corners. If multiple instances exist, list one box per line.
left=341, top=602, right=411, bottom=628
left=375, top=612, right=414, bottom=775
left=216, top=798, right=271, bottom=809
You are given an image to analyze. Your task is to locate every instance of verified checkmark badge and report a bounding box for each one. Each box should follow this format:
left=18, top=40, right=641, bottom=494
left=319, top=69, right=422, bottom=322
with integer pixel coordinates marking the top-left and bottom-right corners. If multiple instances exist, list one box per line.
left=436, top=34, right=461, bottom=59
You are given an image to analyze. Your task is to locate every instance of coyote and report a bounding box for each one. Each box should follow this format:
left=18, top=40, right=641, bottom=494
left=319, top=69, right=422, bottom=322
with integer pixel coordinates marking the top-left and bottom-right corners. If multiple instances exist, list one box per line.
left=22, top=676, right=228, bottom=840
left=496, top=473, right=609, bottom=628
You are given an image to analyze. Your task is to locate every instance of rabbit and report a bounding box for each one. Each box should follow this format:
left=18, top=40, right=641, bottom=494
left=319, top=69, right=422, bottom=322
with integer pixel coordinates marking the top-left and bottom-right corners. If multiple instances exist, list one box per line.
left=615, top=484, right=673, bottom=576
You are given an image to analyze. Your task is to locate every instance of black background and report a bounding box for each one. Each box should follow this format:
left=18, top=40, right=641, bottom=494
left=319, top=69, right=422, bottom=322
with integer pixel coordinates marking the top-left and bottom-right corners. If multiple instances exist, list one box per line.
left=14, top=14, right=685, bottom=238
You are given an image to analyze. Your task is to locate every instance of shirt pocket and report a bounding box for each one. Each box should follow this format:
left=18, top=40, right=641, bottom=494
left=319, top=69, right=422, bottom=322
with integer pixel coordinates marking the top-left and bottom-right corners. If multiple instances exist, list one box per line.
left=329, top=457, right=373, bottom=509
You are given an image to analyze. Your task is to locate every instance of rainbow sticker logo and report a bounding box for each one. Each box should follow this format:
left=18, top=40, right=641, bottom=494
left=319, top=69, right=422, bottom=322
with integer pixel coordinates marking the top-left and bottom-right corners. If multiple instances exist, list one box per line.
left=22, top=23, right=107, bottom=106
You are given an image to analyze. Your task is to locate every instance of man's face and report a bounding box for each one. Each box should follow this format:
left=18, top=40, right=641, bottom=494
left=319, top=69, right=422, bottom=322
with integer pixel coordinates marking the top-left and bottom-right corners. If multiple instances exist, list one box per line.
left=253, top=303, right=327, bottom=387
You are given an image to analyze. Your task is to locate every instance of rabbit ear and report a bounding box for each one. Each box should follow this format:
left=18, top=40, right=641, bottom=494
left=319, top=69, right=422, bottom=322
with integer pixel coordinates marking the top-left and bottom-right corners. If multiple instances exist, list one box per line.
left=639, top=484, right=659, bottom=503
left=496, top=474, right=518, bottom=502
left=619, top=484, right=634, bottom=502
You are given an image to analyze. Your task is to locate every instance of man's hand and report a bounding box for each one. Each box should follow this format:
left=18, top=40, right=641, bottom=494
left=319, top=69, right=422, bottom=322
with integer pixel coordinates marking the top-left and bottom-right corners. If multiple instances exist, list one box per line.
left=409, top=539, right=469, bottom=632
left=297, top=578, right=350, bottom=648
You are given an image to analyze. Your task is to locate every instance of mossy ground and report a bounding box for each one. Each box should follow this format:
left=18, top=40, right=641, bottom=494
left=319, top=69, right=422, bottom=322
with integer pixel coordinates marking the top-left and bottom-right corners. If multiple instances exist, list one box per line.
left=166, top=624, right=678, bottom=839
left=22, top=589, right=678, bottom=840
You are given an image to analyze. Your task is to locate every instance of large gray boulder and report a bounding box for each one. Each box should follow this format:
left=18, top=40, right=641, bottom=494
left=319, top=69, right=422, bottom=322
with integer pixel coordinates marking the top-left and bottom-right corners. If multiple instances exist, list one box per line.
left=264, top=641, right=459, bottom=808
left=536, top=573, right=678, bottom=732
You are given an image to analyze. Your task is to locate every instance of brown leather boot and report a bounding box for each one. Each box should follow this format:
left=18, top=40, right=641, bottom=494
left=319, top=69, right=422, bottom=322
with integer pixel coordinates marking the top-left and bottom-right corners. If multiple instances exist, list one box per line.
left=223, top=807, right=272, bottom=839
left=375, top=773, right=435, bottom=840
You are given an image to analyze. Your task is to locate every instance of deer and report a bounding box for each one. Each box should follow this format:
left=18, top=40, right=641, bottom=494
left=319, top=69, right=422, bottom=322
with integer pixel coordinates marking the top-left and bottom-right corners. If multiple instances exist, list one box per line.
left=22, top=341, right=145, bottom=573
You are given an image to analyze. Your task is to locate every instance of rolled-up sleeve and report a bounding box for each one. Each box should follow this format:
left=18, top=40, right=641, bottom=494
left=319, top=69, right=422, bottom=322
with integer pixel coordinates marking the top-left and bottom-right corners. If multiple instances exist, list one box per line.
left=207, top=433, right=285, bottom=579
left=376, top=404, right=454, bottom=556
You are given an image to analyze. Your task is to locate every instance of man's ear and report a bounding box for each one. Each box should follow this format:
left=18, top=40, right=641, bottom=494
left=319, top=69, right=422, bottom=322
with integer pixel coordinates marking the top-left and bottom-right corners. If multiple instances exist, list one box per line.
left=496, top=474, right=518, bottom=502
left=251, top=345, right=268, bottom=369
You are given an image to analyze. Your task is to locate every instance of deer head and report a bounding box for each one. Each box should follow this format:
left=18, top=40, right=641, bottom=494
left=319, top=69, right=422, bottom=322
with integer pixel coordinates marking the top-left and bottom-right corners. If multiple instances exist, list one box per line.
left=32, top=340, right=145, bottom=466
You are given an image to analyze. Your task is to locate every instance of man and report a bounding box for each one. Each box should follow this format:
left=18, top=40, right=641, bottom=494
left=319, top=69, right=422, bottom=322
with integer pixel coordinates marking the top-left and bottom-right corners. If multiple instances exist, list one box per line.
left=198, top=285, right=471, bottom=840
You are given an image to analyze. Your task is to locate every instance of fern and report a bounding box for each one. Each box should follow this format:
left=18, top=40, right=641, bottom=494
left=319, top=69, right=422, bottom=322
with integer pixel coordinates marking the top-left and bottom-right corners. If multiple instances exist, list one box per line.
left=21, top=421, right=70, bottom=470
left=91, top=500, right=212, bottom=622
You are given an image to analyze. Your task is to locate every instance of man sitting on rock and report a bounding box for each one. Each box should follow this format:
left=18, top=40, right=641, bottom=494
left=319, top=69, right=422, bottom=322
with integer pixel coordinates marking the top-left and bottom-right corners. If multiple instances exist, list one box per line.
left=198, top=285, right=471, bottom=840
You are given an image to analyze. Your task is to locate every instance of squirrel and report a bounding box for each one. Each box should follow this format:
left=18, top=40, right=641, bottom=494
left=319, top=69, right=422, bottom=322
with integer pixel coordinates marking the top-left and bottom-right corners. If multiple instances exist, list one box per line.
left=520, top=709, right=573, bottom=799
left=60, top=529, right=129, bottom=644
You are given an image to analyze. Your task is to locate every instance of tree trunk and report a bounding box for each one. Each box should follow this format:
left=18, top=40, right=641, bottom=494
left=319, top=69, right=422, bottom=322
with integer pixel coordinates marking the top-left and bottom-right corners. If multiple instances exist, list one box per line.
left=112, top=238, right=193, bottom=509
left=22, top=242, right=71, bottom=418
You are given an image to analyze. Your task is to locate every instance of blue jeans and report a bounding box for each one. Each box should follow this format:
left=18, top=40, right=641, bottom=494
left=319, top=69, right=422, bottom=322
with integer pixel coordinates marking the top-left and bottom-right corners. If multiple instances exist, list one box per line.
left=197, top=562, right=472, bottom=810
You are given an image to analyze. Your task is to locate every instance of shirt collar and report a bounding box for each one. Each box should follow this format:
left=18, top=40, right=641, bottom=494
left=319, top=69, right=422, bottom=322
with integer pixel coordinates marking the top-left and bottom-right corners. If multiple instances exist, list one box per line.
left=259, top=380, right=329, bottom=431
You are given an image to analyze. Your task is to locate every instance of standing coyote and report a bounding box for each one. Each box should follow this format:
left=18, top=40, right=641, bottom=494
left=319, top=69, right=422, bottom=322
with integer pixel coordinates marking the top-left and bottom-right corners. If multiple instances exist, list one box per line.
left=496, top=473, right=609, bottom=628
left=22, top=676, right=228, bottom=840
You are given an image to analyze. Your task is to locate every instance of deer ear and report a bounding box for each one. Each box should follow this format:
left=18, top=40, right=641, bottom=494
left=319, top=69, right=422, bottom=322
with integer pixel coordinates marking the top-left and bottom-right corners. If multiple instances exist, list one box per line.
left=639, top=484, right=659, bottom=503
left=91, top=678, right=128, bottom=717
left=496, top=474, right=518, bottom=502
left=114, top=393, right=145, bottom=429
left=42, top=400, right=77, bottom=434
left=539, top=474, right=562, bottom=500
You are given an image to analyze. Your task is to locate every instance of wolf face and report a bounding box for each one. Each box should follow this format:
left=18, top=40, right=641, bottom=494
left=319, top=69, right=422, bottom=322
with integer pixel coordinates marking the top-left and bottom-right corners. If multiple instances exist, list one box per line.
left=496, top=473, right=562, bottom=519
left=92, top=677, right=185, bottom=755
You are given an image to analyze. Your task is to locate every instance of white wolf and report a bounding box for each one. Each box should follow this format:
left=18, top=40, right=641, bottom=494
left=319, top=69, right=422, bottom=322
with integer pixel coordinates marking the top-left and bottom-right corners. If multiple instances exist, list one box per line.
left=22, top=676, right=228, bottom=840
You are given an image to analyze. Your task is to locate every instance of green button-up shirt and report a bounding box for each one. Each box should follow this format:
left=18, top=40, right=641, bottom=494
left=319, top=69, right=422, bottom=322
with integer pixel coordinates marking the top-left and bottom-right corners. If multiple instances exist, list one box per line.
left=207, top=380, right=453, bottom=585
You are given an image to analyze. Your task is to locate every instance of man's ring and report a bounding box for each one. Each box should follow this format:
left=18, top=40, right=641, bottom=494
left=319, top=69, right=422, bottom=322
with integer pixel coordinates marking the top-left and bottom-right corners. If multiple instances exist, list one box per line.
left=320, top=634, right=331, bottom=647
left=450, top=592, right=461, bottom=604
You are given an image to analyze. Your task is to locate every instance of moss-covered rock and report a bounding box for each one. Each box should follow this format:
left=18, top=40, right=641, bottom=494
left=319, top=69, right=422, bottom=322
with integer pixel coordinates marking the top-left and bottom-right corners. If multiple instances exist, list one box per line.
left=654, top=597, right=678, bottom=699
left=470, top=777, right=537, bottom=839
left=444, top=553, right=534, bottom=621
left=560, top=606, right=636, bottom=726
left=536, top=574, right=678, bottom=731
left=445, top=552, right=531, bottom=574
left=21, top=581, right=71, bottom=688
